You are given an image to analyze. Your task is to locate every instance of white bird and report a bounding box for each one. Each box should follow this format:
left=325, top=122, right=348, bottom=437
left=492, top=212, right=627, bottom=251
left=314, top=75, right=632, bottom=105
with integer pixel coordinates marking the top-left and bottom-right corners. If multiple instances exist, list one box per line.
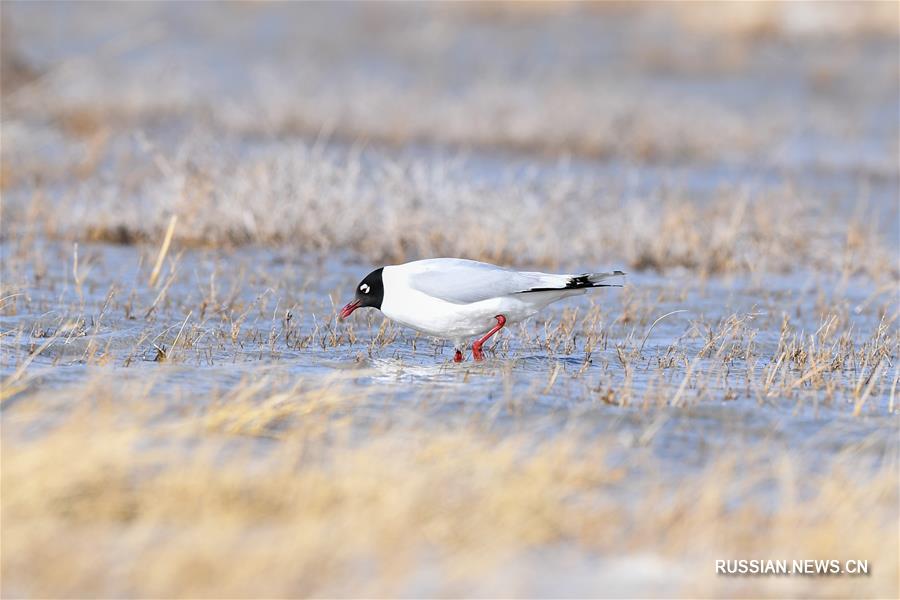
left=339, top=258, right=624, bottom=362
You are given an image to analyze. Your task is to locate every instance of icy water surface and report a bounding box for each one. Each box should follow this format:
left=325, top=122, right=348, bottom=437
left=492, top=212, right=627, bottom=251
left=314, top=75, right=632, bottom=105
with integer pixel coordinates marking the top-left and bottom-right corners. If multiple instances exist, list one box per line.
left=2, top=238, right=896, bottom=474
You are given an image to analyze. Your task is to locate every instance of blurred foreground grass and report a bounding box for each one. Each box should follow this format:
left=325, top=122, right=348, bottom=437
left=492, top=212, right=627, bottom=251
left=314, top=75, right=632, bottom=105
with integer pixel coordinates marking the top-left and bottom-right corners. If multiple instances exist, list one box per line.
left=3, top=375, right=897, bottom=598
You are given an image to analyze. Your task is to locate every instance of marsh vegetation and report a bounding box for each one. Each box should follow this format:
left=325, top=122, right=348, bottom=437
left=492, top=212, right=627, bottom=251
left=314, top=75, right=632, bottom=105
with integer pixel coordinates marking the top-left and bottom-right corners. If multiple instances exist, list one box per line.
left=1, top=3, right=898, bottom=598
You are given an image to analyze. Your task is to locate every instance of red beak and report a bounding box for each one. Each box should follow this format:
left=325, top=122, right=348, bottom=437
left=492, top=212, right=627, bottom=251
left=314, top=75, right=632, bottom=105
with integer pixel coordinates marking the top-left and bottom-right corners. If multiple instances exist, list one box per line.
left=339, top=299, right=362, bottom=320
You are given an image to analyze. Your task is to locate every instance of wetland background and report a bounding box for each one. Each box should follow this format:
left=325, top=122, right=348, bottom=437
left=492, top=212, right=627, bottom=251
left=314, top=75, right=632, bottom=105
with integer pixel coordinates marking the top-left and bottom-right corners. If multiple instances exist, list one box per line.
left=1, top=2, right=898, bottom=598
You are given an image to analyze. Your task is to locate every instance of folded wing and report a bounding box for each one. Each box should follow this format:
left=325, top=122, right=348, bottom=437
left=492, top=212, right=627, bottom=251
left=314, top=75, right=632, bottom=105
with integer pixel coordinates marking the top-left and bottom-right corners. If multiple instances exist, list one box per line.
left=406, top=258, right=623, bottom=305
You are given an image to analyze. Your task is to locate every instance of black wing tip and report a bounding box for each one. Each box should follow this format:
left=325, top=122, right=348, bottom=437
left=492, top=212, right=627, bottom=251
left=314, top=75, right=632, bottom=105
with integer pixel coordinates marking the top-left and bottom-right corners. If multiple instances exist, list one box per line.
left=566, top=270, right=627, bottom=289
left=567, top=275, right=592, bottom=289
left=520, top=270, right=626, bottom=293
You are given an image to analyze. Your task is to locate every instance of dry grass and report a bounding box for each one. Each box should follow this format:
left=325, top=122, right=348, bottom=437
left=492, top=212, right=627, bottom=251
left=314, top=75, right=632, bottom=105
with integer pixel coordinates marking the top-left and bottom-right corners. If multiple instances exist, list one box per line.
left=2, top=3, right=896, bottom=279
left=1, top=230, right=896, bottom=599
left=1, top=237, right=896, bottom=415
left=2, top=3, right=897, bottom=169
left=3, top=376, right=897, bottom=598
left=2, top=134, right=896, bottom=281
left=1, top=4, right=898, bottom=597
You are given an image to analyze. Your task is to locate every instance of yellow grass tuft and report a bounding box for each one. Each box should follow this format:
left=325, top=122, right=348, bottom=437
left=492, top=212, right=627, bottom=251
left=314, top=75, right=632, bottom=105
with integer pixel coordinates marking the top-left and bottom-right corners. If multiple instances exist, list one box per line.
left=2, top=377, right=897, bottom=598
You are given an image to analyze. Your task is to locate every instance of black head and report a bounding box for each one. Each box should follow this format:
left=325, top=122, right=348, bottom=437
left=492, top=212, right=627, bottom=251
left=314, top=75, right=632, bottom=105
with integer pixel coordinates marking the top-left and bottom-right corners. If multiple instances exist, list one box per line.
left=339, top=267, right=384, bottom=319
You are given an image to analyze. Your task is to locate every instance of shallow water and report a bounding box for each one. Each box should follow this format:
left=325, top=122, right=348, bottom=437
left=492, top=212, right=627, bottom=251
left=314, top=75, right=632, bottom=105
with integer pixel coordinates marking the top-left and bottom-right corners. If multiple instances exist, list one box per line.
left=3, top=235, right=896, bottom=477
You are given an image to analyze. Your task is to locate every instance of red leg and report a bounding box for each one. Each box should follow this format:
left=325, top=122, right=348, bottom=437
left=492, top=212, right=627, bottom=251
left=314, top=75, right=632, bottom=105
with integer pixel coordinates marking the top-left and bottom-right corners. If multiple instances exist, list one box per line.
left=454, top=349, right=464, bottom=363
left=472, top=315, right=506, bottom=361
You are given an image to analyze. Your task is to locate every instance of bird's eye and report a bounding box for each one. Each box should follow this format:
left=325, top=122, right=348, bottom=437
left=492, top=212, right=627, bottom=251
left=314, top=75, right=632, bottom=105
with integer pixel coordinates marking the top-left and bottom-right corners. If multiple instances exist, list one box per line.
left=360, top=284, right=370, bottom=294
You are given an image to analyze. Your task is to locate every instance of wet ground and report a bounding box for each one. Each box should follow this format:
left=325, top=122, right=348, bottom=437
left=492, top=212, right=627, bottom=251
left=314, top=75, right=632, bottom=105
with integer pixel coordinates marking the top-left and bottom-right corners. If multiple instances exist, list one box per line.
left=3, top=233, right=896, bottom=472
left=2, top=3, right=898, bottom=596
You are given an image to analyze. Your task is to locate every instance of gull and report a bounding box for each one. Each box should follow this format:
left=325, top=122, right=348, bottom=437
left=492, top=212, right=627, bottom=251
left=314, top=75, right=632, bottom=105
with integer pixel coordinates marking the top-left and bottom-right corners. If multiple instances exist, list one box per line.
left=339, top=258, right=624, bottom=362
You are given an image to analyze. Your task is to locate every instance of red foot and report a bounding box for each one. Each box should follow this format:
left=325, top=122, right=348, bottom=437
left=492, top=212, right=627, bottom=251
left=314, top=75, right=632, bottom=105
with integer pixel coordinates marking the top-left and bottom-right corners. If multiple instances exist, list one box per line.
left=472, top=315, right=506, bottom=361
left=454, top=349, right=464, bottom=363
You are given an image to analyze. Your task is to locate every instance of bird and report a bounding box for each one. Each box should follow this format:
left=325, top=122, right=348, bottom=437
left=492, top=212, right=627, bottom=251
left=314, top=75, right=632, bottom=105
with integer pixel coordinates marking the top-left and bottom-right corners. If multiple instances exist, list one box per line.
left=339, top=258, right=624, bottom=362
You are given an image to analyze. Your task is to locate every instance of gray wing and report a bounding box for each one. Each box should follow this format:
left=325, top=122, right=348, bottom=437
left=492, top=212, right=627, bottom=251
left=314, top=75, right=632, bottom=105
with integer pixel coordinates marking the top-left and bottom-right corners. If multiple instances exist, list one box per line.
left=406, top=259, right=567, bottom=304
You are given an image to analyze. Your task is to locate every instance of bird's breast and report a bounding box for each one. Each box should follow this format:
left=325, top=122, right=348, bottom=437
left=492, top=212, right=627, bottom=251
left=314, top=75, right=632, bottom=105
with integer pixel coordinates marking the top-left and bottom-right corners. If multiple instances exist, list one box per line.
left=381, top=289, right=545, bottom=339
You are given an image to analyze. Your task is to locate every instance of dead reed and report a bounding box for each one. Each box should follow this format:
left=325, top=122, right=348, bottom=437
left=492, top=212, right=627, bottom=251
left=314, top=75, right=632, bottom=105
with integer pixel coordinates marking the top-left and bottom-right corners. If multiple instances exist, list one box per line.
left=2, top=375, right=896, bottom=598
